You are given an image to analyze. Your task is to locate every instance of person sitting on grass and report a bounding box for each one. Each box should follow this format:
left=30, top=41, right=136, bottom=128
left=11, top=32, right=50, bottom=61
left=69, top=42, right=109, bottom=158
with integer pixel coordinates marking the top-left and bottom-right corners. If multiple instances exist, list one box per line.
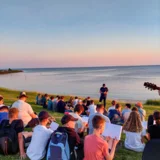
left=123, top=111, right=145, bottom=152
left=146, top=111, right=160, bottom=140
left=47, top=96, right=54, bottom=111
left=84, top=115, right=119, bottom=160
left=88, top=104, right=110, bottom=134
left=0, top=108, right=26, bottom=159
left=69, top=104, right=87, bottom=138
left=27, top=111, right=53, bottom=160
left=12, top=92, right=39, bottom=128
left=0, top=95, right=5, bottom=107
left=0, top=106, right=9, bottom=123
left=56, top=114, right=84, bottom=160
left=87, top=100, right=97, bottom=116
left=135, top=102, right=146, bottom=122
left=122, top=103, right=132, bottom=122
left=108, top=103, right=123, bottom=124
left=108, top=100, right=116, bottom=113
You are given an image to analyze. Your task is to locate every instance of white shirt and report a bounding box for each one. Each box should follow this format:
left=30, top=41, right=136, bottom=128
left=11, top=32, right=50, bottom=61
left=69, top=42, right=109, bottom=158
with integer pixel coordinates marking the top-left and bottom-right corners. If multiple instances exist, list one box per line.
left=88, top=104, right=97, bottom=115
left=88, top=112, right=110, bottom=134
left=108, top=106, right=115, bottom=112
left=12, top=100, right=34, bottom=126
left=27, top=125, right=53, bottom=160
left=69, top=112, right=84, bottom=132
left=124, top=131, right=145, bottom=152
left=73, top=99, right=79, bottom=107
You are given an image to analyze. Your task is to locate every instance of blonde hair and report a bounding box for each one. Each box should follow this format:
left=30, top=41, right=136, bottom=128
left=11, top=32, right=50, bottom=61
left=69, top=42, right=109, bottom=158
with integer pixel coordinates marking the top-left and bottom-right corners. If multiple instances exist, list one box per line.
left=123, top=111, right=142, bottom=133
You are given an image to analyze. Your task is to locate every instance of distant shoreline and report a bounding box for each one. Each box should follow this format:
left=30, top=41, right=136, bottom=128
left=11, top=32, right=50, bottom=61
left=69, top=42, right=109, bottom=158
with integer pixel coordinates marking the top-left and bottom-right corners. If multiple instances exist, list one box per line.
left=0, top=69, right=23, bottom=75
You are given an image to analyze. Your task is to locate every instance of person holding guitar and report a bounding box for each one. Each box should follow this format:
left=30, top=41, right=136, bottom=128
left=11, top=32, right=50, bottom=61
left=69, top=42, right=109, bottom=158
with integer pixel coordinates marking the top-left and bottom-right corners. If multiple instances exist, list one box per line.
left=99, top=83, right=108, bottom=107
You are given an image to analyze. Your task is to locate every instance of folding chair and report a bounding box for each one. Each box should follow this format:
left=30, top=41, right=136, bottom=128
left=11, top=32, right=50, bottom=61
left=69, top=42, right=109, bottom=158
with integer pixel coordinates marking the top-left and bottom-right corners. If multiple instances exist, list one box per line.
left=142, top=139, right=160, bottom=160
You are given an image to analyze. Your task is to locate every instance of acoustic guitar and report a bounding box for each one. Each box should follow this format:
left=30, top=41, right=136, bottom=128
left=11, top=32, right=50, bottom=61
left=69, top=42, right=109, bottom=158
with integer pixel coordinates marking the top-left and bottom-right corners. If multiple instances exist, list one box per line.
left=144, top=82, right=160, bottom=91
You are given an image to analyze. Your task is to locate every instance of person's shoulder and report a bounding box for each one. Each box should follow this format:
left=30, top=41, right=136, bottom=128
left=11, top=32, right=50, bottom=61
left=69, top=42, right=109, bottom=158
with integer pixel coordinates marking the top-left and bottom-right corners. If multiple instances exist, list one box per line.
left=12, top=119, right=24, bottom=126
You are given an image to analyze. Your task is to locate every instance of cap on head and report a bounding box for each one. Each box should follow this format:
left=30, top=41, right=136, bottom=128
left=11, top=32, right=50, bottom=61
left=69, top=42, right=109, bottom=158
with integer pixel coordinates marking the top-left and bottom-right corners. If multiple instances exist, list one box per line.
left=38, top=111, right=50, bottom=120
left=135, top=102, right=143, bottom=108
left=19, top=92, right=28, bottom=98
left=61, top=114, right=78, bottom=125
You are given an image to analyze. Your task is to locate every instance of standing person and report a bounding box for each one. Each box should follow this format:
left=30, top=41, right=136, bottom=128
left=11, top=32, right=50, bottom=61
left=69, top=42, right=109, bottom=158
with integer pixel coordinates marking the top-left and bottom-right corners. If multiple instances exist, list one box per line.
left=99, top=84, right=108, bottom=107
left=27, top=111, right=53, bottom=160
left=84, top=115, right=119, bottom=160
left=12, top=92, right=39, bottom=128
left=123, top=111, right=145, bottom=152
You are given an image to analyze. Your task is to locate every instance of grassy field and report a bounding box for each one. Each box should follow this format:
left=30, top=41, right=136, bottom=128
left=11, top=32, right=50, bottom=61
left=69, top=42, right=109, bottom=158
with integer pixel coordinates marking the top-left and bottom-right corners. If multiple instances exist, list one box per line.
left=0, top=87, right=159, bottom=160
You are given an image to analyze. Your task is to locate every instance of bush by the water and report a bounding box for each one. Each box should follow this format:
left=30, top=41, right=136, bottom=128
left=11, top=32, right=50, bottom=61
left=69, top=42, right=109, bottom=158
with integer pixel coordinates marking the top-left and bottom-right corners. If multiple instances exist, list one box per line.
left=145, top=99, right=160, bottom=106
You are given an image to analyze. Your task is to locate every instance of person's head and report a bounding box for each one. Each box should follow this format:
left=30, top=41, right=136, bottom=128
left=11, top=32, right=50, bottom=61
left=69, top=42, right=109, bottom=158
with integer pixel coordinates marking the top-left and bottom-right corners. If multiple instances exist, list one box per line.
left=18, top=92, right=28, bottom=101
left=111, top=100, right=116, bottom=106
left=132, top=107, right=138, bottom=112
left=153, top=111, right=160, bottom=125
left=61, top=96, right=64, bottom=100
left=83, top=100, right=87, bottom=105
left=102, top=83, right=106, bottom=87
left=61, top=114, right=78, bottom=128
left=115, top=103, right=122, bottom=111
left=75, top=96, right=78, bottom=99
left=9, top=108, right=19, bottom=119
left=78, top=99, right=82, bottom=105
left=87, top=97, right=90, bottom=100
left=0, top=95, right=4, bottom=105
left=123, top=111, right=142, bottom=133
left=96, top=104, right=105, bottom=114
left=125, top=103, right=131, bottom=109
left=38, top=111, right=50, bottom=125
left=50, top=96, right=54, bottom=100
left=74, top=104, right=84, bottom=115
left=135, top=102, right=143, bottom=108
left=92, top=115, right=106, bottom=134
left=0, top=106, right=9, bottom=112
left=90, top=100, right=94, bottom=104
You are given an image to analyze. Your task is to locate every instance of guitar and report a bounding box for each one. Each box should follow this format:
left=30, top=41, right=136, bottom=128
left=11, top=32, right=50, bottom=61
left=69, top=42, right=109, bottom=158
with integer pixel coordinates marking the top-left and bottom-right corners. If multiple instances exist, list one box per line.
left=144, top=82, right=160, bottom=91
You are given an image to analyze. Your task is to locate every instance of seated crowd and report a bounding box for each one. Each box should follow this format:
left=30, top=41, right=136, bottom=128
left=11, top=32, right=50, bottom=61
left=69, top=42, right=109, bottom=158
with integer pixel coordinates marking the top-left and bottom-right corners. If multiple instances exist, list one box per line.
left=0, top=92, right=159, bottom=160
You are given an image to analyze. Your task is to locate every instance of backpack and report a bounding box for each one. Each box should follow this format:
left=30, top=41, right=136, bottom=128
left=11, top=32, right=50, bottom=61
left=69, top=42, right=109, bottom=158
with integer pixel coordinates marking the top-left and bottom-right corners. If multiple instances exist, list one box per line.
left=46, top=131, right=70, bottom=160
left=0, top=120, right=19, bottom=155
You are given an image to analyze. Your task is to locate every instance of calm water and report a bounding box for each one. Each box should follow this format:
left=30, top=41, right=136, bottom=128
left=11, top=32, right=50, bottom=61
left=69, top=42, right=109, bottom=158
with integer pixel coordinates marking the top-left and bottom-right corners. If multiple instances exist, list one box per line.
left=0, top=65, right=160, bottom=101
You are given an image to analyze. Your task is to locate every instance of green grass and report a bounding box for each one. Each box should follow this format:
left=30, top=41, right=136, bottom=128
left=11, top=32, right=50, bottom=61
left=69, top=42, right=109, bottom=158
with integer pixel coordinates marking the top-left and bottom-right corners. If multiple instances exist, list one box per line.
left=0, top=87, right=159, bottom=160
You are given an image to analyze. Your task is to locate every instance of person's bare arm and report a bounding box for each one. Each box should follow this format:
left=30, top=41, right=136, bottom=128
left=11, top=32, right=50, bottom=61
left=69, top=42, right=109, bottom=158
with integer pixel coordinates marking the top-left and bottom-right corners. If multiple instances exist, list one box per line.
left=105, top=138, right=119, bottom=160
left=18, top=132, right=26, bottom=159
left=30, top=113, right=37, bottom=118
left=145, top=133, right=150, bottom=141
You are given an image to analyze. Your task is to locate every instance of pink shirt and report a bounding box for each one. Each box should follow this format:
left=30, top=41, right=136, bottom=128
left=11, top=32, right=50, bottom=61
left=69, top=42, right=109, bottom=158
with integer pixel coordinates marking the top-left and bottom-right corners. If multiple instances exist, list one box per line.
left=84, top=134, right=109, bottom=160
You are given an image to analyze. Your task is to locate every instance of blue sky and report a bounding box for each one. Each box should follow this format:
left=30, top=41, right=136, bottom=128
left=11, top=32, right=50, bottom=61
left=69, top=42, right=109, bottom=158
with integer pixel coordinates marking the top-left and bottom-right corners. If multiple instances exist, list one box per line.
left=0, top=0, right=160, bottom=68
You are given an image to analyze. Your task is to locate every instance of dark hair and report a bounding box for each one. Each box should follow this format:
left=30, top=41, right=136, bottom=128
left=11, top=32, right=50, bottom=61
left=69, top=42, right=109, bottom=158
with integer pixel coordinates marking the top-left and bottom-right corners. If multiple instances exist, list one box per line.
left=50, top=96, right=54, bottom=100
left=87, top=97, right=90, bottom=99
left=153, top=111, right=160, bottom=125
left=83, top=100, right=87, bottom=104
left=44, top=94, right=48, bottom=97
left=96, top=104, right=104, bottom=110
left=74, top=104, right=84, bottom=113
left=103, top=84, right=105, bottom=87
left=115, top=103, right=121, bottom=109
left=61, top=96, right=64, bottom=99
left=75, top=96, right=78, bottom=99
left=111, top=100, right=116, bottom=106
left=0, top=97, right=3, bottom=101
left=0, top=106, right=9, bottom=112
left=90, top=100, right=94, bottom=104
left=126, top=103, right=131, bottom=109
left=132, top=107, right=138, bottom=112
left=92, top=115, right=105, bottom=129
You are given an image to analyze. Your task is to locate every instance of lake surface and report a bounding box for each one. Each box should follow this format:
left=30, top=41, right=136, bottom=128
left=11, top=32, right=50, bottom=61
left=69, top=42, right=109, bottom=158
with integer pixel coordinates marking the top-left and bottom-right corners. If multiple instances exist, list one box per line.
left=0, top=65, right=160, bottom=101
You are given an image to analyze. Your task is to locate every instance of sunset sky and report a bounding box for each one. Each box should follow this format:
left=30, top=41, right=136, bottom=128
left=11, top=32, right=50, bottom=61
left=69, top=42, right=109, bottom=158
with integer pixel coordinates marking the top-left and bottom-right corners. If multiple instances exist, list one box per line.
left=0, top=0, right=160, bottom=68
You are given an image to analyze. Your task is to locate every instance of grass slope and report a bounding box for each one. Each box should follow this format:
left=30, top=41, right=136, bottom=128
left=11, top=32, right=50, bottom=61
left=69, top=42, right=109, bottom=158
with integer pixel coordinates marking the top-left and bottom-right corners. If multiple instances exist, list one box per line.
left=0, top=87, right=159, bottom=160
